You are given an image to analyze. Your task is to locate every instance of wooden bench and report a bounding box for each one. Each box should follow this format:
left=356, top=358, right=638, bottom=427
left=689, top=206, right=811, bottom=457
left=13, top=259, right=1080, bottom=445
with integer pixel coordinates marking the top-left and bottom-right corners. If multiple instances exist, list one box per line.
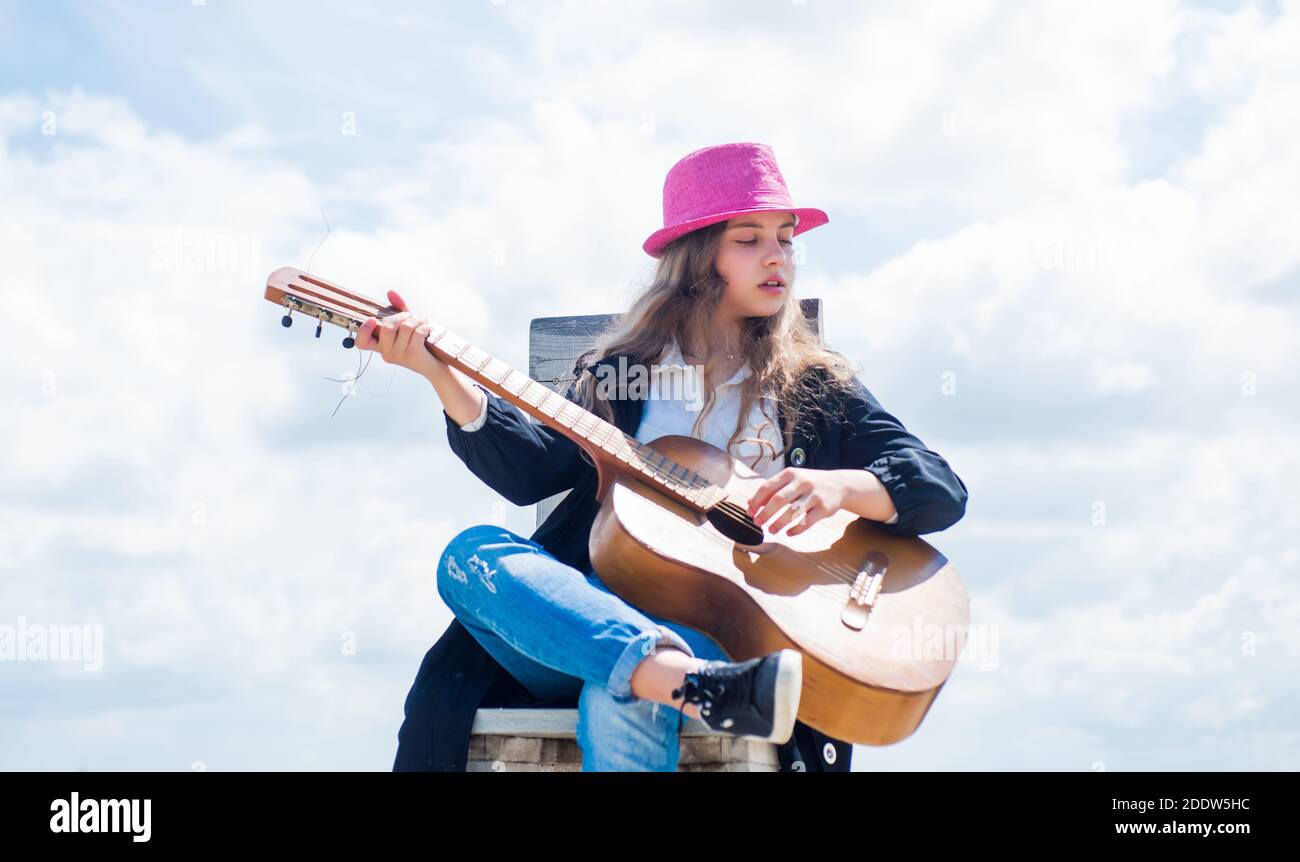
left=469, top=302, right=823, bottom=772
left=468, top=708, right=781, bottom=772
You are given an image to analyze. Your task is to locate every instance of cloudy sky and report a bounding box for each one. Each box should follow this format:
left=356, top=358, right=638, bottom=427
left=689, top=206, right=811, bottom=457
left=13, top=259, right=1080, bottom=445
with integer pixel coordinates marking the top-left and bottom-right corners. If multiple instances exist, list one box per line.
left=1, top=0, right=1296, bottom=771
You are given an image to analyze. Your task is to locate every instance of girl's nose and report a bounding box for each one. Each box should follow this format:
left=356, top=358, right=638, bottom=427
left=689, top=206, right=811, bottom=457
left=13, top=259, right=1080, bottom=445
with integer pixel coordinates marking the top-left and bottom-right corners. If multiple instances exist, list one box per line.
left=763, top=243, right=788, bottom=266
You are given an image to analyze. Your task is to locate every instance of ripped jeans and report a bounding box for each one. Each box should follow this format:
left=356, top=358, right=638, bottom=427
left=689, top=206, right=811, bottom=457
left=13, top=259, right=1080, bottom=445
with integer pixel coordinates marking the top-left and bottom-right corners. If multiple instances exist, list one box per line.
left=436, top=524, right=731, bottom=771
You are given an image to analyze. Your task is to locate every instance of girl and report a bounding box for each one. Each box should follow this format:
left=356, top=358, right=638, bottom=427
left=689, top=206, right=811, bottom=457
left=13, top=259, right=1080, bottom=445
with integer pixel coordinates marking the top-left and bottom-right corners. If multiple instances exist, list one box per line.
left=365, top=143, right=969, bottom=771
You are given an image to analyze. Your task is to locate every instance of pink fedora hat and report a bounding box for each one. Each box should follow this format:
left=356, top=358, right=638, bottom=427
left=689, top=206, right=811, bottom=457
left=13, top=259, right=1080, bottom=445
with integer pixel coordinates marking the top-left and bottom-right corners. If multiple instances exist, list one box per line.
left=643, top=142, right=829, bottom=258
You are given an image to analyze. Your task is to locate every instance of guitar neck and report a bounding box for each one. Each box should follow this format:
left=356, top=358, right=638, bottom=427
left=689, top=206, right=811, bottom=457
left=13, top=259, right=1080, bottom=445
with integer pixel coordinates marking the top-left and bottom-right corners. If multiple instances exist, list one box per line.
left=424, top=325, right=723, bottom=513
left=261, top=265, right=725, bottom=513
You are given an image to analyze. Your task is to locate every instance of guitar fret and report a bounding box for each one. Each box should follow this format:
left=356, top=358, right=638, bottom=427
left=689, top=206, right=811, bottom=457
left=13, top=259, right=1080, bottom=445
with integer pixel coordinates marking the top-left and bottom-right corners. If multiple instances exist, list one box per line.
left=499, top=369, right=527, bottom=396
left=514, top=421, right=701, bottom=506
left=490, top=374, right=632, bottom=467
left=481, top=357, right=513, bottom=385
left=459, top=345, right=490, bottom=370
left=439, top=334, right=468, bottom=359
left=518, top=382, right=545, bottom=407
left=573, top=412, right=598, bottom=437
left=537, top=392, right=563, bottom=418
left=573, top=412, right=600, bottom=438
left=553, top=401, right=579, bottom=428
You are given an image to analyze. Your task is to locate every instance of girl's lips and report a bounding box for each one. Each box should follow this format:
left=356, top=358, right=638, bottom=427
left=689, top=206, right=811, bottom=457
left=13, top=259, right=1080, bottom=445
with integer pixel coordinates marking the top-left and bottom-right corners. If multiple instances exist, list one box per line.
left=759, top=283, right=786, bottom=294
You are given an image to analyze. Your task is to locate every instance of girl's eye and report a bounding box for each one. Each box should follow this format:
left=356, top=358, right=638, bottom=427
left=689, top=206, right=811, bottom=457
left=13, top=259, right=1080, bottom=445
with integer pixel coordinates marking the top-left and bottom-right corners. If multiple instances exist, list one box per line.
left=738, top=239, right=794, bottom=246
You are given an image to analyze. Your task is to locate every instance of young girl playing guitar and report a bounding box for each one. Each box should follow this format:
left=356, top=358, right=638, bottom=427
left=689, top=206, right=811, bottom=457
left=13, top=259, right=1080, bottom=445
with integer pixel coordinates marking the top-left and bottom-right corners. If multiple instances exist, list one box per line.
left=362, top=143, right=968, bottom=771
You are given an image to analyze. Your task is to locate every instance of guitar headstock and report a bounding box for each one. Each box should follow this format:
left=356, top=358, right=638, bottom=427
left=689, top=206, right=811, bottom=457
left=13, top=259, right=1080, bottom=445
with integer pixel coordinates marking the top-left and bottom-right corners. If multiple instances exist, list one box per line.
left=264, top=266, right=396, bottom=348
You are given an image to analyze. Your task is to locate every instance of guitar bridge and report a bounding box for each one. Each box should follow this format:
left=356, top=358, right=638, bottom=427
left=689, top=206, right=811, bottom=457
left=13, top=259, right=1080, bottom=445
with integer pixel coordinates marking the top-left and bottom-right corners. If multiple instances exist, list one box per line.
left=841, top=552, right=888, bottom=631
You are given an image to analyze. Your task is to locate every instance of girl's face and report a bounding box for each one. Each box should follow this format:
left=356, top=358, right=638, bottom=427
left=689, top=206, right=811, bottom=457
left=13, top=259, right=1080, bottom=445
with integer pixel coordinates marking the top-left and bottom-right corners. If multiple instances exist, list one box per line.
left=713, top=211, right=796, bottom=323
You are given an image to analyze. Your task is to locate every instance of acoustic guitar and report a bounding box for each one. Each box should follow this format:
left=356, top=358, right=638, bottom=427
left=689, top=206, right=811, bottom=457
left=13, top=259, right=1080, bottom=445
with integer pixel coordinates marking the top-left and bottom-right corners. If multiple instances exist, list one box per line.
left=264, top=266, right=970, bottom=745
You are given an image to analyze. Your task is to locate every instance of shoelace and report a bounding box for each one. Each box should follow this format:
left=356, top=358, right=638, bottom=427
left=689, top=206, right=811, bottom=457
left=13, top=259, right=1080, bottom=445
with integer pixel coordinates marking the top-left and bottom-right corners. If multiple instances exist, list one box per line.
left=671, top=660, right=754, bottom=735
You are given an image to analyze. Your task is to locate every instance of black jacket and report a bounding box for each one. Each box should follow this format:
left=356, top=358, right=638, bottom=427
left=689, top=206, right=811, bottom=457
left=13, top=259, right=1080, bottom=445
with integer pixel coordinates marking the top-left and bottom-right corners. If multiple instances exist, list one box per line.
left=394, top=353, right=969, bottom=772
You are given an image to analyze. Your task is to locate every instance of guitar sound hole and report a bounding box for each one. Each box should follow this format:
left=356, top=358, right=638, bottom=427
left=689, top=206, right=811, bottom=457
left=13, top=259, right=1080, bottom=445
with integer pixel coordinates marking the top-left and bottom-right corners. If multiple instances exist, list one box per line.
left=706, top=506, right=765, bottom=546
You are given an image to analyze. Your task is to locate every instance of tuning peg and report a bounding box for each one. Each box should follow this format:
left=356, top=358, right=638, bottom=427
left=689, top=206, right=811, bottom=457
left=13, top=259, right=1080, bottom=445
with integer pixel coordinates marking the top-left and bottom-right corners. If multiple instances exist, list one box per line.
left=342, top=333, right=356, bottom=349
left=281, top=311, right=293, bottom=328
left=315, top=319, right=323, bottom=338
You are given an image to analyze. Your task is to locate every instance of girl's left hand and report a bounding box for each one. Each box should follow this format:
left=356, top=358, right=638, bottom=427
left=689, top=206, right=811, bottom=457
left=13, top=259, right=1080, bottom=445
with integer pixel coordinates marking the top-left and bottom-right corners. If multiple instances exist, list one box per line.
left=746, top=468, right=849, bottom=537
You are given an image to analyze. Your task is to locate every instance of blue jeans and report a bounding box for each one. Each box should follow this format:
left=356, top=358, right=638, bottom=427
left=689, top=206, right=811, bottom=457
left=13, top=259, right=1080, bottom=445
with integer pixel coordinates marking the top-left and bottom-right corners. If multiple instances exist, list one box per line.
left=436, top=523, right=731, bottom=771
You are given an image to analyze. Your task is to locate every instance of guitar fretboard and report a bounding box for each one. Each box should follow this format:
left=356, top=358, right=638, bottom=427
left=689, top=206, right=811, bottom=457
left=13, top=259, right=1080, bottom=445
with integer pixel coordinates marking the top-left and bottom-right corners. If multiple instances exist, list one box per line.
left=427, top=325, right=726, bottom=511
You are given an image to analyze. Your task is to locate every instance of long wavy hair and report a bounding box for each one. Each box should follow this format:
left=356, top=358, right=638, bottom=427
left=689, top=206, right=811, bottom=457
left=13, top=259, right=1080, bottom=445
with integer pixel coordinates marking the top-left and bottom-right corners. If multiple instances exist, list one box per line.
left=571, top=219, right=860, bottom=470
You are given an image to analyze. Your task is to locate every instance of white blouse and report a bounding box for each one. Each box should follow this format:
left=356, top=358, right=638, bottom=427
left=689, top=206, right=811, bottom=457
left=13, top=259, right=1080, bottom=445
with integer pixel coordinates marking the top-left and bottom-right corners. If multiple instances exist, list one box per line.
left=633, top=340, right=786, bottom=478
left=458, top=341, right=898, bottom=522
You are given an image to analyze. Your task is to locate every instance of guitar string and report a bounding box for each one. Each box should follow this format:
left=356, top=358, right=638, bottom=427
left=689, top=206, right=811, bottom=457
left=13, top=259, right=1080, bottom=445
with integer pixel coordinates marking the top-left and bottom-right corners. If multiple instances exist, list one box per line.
left=596, top=441, right=890, bottom=603
left=590, top=430, right=875, bottom=585
left=324, top=349, right=375, bottom=419
left=350, top=332, right=893, bottom=602
left=306, top=206, right=330, bottom=275
left=305, top=210, right=408, bottom=417
left=685, top=508, right=889, bottom=607
left=609, top=506, right=886, bottom=611
left=477, top=365, right=892, bottom=599
left=305, top=204, right=372, bottom=418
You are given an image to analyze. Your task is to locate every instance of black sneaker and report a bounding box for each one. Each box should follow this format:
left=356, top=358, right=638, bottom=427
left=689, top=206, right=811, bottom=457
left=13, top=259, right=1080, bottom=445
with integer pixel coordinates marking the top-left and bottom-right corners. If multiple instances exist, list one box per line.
left=671, top=649, right=803, bottom=744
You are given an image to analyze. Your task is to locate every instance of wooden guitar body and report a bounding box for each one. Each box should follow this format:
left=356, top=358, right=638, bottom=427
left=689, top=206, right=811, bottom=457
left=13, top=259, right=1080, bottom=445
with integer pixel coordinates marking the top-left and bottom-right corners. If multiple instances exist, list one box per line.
left=589, top=435, right=969, bottom=746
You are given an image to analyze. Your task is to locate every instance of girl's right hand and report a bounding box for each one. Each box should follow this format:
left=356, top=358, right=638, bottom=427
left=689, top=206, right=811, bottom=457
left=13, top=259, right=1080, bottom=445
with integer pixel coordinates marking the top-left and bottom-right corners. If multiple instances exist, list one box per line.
left=355, top=289, right=448, bottom=380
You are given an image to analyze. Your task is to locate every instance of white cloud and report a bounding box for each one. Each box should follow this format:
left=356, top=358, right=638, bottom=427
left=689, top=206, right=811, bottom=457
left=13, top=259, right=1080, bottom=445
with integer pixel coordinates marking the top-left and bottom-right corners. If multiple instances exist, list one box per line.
left=1177, top=5, right=1300, bottom=286
left=1088, top=358, right=1157, bottom=395
left=3, top=0, right=1298, bottom=771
